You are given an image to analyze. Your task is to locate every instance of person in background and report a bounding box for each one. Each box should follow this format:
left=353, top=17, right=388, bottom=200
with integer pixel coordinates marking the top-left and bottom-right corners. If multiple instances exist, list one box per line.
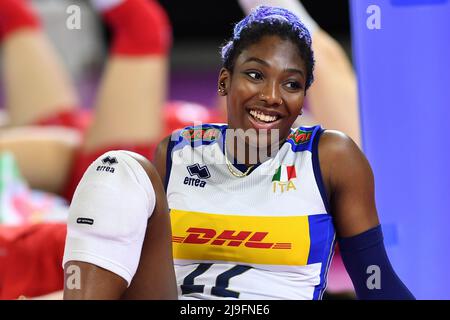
left=0, top=0, right=178, bottom=299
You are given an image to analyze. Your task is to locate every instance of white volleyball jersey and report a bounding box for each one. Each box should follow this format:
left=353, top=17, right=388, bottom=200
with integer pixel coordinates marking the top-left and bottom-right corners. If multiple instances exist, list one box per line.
left=165, top=124, right=336, bottom=300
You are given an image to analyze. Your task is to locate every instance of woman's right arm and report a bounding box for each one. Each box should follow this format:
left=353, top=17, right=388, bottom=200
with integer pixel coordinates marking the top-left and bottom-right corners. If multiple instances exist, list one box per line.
left=63, top=150, right=177, bottom=299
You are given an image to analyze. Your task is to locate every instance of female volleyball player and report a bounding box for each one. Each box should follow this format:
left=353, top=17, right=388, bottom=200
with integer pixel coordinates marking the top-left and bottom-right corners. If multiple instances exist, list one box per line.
left=64, top=6, right=414, bottom=299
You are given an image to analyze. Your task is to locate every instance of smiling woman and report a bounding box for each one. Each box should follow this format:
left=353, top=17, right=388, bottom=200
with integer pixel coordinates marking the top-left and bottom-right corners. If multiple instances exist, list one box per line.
left=219, top=36, right=307, bottom=163
left=153, top=5, right=414, bottom=300
left=63, top=5, right=414, bottom=300
left=218, top=7, right=313, bottom=162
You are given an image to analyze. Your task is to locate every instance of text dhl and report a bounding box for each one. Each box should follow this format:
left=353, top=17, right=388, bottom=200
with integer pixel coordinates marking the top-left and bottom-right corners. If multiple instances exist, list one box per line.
left=172, top=228, right=292, bottom=249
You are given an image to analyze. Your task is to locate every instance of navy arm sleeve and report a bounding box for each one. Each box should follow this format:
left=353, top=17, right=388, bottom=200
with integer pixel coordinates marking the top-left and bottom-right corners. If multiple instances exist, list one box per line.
left=338, top=225, right=415, bottom=300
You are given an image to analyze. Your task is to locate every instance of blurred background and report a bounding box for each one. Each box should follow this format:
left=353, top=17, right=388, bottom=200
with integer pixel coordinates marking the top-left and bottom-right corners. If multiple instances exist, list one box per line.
left=9, top=0, right=352, bottom=110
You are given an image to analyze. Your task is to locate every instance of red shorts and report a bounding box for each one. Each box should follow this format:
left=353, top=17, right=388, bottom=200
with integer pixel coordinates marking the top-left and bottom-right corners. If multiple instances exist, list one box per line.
left=0, top=223, right=67, bottom=299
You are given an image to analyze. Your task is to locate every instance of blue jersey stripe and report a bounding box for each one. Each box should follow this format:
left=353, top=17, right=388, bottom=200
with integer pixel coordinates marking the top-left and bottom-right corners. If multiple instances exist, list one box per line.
left=311, top=128, right=332, bottom=213
left=306, top=214, right=336, bottom=300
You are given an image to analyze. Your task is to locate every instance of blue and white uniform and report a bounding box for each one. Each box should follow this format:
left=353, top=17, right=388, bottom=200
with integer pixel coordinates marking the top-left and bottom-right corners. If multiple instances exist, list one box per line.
left=166, top=124, right=336, bottom=300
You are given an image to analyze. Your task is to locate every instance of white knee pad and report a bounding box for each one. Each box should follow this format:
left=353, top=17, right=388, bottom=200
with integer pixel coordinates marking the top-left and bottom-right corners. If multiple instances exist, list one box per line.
left=63, top=150, right=156, bottom=286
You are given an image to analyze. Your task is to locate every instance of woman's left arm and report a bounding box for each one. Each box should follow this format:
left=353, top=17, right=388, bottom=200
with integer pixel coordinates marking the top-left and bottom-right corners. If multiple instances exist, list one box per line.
left=319, top=130, right=415, bottom=300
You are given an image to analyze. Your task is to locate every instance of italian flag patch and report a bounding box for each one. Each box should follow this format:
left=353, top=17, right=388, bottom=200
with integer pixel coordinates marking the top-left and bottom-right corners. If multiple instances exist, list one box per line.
left=272, top=165, right=297, bottom=182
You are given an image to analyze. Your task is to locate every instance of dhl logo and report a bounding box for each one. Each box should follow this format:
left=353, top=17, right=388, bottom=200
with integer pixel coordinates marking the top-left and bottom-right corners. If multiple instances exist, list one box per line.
left=172, top=228, right=292, bottom=250
left=171, top=210, right=311, bottom=265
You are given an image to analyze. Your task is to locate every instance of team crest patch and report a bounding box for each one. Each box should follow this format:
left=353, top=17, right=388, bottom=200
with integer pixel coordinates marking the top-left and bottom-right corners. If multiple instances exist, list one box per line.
left=287, top=128, right=312, bottom=145
left=181, top=127, right=222, bottom=142
left=272, top=165, right=297, bottom=193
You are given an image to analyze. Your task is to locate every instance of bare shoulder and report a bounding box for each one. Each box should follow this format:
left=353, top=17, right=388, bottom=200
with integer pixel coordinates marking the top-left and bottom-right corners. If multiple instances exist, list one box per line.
left=318, top=130, right=379, bottom=237
left=318, top=129, right=362, bottom=161
left=318, top=129, right=372, bottom=185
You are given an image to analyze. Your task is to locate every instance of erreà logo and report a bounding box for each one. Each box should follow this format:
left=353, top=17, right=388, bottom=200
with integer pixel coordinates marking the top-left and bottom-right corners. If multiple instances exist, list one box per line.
left=272, top=165, right=297, bottom=193
left=184, top=164, right=210, bottom=188
left=97, top=155, right=118, bottom=173
left=172, top=228, right=292, bottom=250
left=102, top=156, right=118, bottom=165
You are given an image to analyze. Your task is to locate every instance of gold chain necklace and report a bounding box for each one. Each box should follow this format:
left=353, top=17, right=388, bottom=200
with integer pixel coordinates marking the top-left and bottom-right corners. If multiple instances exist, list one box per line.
left=224, top=146, right=254, bottom=178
